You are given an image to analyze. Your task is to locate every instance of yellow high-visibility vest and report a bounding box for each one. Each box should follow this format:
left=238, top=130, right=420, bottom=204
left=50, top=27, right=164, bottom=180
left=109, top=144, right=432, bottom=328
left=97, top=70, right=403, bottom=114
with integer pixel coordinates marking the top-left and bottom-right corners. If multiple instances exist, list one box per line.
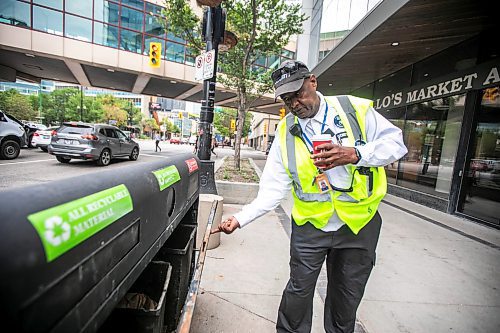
left=278, top=95, right=387, bottom=234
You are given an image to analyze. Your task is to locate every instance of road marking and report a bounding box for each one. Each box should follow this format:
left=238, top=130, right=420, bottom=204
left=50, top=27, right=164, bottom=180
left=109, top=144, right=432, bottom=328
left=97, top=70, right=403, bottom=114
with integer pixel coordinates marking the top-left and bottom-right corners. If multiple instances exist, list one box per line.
left=141, top=153, right=171, bottom=159
left=0, top=158, right=54, bottom=166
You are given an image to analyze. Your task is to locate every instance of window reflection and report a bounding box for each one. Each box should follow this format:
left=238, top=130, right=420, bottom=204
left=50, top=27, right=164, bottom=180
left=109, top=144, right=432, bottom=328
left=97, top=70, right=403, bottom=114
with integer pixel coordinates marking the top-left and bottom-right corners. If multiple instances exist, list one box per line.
left=33, top=6, right=63, bottom=36
left=65, top=14, right=92, bottom=42
left=65, top=0, right=92, bottom=18
left=94, top=0, right=119, bottom=25
left=396, top=95, right=466, bottom=197
left=94, top=22, right=118, bottom=48
left=33, top=0, right=63, bottom=11
left=380, top=107, right=406, bottom=184
left=122, top=0, right=144, bottom=10
left=0, top=0, right=30, bottom=28
left=460, top=86, right=500, bottom=225
left=145, top=14, right=165, bottom=37
left=166, top=42, right=185, bottom=63
left=120, top=28, right=142, bottom=53
left=120, top=6, right=143, bottom=31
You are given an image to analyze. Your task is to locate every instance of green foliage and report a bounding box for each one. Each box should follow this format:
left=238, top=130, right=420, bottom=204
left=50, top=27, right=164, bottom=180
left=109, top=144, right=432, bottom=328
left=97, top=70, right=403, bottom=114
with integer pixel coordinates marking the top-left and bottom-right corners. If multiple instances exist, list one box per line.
left=162, top=118, right=180, bottom=134
left=161, top=0, right=306, bottom=167
left=213, top=107, right=252, bottom=137
left=0, top=89, right=36, bottom=120
left=1, top=87, right=146, bottom=129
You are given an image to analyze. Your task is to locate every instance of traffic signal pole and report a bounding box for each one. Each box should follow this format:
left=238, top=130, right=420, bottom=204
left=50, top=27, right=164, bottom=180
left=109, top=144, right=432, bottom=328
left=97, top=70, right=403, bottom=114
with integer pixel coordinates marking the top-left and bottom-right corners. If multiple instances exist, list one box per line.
left=197, top=5, right=224, bottom=194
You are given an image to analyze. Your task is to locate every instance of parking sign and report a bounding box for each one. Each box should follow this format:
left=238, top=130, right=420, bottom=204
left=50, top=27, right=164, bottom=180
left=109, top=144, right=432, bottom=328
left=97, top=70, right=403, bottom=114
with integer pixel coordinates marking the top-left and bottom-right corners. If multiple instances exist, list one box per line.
left=195, top=53, right=205, bottom=81
left=203, top=50, right=215, bottom=80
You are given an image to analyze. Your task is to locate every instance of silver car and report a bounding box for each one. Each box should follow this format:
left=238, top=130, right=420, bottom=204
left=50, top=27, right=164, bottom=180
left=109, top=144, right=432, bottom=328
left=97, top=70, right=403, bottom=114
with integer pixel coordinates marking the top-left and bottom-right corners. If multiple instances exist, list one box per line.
left=48, top=122, right=140, bottom=166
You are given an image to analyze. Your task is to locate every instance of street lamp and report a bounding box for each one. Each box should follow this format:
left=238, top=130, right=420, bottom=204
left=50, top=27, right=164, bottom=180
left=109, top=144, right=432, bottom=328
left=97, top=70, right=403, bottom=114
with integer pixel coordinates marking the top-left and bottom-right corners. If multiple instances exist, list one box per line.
left=76, top=105, right=87, bottom=122
left=196, top=1, right=237, bottom=194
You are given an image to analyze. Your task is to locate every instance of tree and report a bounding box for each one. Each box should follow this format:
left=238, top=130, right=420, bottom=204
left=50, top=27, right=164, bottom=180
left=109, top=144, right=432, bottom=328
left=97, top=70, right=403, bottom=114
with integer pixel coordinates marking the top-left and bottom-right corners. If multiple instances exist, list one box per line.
left=162, top=0, right=306, bottom=168
left=0, top=89, right=36, bottom=120
left=214, top=107, right=252, bottom=138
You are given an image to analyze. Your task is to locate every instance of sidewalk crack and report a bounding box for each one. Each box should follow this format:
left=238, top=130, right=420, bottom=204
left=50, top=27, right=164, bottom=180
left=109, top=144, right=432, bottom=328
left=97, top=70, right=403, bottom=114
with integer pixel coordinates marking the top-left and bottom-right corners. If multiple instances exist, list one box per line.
left=206, top=291, right=277, bottom=325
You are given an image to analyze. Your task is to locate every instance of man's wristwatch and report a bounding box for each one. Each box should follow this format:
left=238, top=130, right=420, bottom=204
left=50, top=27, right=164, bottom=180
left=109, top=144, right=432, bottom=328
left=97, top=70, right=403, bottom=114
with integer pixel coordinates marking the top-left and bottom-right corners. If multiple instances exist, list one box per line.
left=353, top=148, right=361, bottom=164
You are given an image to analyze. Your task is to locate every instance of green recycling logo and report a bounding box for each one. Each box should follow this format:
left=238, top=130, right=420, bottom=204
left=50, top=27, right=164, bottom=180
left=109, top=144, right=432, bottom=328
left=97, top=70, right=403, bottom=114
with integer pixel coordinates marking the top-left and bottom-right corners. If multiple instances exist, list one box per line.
left=43, top=216, right=71, bottom=246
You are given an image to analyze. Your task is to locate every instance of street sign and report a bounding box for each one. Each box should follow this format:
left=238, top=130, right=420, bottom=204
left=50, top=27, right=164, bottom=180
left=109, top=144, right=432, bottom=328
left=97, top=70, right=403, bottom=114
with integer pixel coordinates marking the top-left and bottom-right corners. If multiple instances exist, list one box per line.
left=195, top=54, right=204, bottom=81
left=203, top=50, right=215, bottom=80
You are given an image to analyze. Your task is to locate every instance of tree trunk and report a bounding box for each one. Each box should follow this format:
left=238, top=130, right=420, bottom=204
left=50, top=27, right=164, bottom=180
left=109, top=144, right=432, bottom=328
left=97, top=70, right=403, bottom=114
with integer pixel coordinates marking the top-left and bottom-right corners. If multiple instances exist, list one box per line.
left=234, top=86, right=247, bottom=170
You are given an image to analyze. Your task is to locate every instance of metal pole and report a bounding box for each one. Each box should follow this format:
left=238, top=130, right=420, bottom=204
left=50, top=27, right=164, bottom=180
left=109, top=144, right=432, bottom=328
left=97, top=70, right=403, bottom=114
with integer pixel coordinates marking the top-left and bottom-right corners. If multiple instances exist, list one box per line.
left=197, top=5, right=223, bottom=194
left=80, top=85, right=84, bottom=122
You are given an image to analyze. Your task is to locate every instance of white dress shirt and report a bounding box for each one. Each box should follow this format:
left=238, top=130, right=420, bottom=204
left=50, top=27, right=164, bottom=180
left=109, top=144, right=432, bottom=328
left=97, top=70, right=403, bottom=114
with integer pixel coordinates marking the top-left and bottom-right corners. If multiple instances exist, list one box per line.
left=234, top=92, right=408, bottom=231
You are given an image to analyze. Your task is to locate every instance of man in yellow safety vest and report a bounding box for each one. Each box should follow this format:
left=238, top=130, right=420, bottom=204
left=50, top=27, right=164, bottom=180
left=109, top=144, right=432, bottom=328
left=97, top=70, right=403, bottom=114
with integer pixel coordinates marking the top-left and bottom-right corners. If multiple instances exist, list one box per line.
left=213, top=60, right=407, bottom=333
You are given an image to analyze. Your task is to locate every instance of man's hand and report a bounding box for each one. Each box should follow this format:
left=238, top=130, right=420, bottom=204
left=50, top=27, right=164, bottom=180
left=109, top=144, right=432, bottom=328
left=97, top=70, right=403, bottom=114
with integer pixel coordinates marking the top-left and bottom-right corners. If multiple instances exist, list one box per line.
left=211, top=216, right=240, bottom=234
left=311, top=143, right=359, bottom=171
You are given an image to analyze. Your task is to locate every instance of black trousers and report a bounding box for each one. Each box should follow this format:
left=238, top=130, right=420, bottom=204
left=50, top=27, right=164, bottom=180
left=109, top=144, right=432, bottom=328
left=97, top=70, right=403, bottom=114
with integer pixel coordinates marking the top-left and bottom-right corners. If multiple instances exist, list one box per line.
left=276, top=212, right=382, bottom=333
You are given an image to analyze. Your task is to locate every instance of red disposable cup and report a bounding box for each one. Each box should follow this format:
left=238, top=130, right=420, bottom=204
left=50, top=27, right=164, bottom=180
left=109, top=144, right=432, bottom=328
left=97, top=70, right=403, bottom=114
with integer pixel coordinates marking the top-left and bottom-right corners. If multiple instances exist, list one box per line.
left=312, top=134, right=332, bottom=154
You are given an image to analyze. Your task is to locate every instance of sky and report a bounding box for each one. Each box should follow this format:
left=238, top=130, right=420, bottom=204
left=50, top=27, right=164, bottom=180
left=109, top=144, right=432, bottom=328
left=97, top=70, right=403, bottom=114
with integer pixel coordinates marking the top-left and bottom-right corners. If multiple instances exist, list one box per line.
left=320, top=0, right=381, bottom=33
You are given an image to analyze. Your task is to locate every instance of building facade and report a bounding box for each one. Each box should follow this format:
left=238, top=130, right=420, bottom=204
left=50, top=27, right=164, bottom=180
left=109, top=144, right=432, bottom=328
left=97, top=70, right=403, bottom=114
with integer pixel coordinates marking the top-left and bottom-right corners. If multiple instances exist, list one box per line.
left=310, top=0, right=498, bottom=227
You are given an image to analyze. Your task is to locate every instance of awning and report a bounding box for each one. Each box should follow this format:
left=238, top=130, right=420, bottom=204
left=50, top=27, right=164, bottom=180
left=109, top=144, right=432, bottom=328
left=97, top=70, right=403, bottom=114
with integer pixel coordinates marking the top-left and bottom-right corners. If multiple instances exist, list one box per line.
left=313, top=0, right=497, bottom=95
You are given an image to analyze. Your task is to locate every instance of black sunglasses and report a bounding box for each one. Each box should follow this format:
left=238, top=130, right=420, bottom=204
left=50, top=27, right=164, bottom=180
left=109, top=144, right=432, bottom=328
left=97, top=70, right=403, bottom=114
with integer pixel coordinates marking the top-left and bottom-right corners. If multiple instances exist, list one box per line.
left=271, top=61, right=309, bottom=84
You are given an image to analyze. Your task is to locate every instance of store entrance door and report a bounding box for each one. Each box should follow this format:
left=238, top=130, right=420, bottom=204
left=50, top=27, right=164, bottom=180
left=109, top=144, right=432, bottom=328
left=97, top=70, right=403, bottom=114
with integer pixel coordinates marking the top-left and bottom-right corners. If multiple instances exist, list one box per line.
left=458, top=86, right=500, bottom=227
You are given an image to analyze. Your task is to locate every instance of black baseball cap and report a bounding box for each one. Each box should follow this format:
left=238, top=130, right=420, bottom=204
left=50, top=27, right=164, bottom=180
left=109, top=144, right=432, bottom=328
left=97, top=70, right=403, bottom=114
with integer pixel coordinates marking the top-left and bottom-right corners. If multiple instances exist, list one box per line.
left=271, top=60, right=312, bottom=99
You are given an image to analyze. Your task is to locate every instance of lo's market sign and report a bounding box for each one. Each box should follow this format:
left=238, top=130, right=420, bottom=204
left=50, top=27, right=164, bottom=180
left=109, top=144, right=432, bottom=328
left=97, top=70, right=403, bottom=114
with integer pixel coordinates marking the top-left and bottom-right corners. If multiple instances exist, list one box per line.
left=374, top=59, right=500, bottom=110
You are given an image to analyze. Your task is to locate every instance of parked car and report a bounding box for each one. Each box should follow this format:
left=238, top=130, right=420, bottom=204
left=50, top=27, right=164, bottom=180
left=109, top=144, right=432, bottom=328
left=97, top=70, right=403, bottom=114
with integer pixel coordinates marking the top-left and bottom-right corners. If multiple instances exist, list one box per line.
left=0, top=111, right=27, bottom=160
left=181, top=137, right=189, bottom=144
left=31, top=126, right=59, bottom=152
left=169, top=137, right=181, bottom=144
left=48, top=122, right=140, bottom=166
left=188, top=136, right=197, bottom=145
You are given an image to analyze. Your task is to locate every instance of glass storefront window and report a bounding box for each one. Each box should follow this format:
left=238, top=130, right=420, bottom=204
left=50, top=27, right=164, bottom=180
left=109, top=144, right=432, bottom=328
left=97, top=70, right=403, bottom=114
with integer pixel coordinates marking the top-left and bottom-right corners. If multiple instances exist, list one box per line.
left=120, top=6, right=143, bottom=31
left=94, top=22, right=118, bottom=48
left=380, top=107, right=406, bottom=184
left=65, top=0, right=92, bottom=18
left=33, top=0, right=63, bottom=11
left=459, top=86, right=500, bottom=226
left=166, top=41, right=185, bottom=63
left=143, top=36, right=165, bottom=58
left=396, top=94, right=466, bottom=198
left=120, top=28, right=142, bottom=53
left=65, top=14, right=92, bottom=42
left=0, top=0, right=31, bottom=28
left=33, top=5, right=63, bottom=36
left=145, top=14, right=164, bottom=37
left=94, top=0, right=119, bottom=25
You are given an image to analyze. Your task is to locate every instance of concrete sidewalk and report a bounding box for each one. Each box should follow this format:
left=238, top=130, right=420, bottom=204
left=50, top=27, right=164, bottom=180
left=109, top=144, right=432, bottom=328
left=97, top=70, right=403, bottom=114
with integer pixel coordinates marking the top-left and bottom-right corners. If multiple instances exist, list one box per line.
left=191, top=147, right=500, bottom=333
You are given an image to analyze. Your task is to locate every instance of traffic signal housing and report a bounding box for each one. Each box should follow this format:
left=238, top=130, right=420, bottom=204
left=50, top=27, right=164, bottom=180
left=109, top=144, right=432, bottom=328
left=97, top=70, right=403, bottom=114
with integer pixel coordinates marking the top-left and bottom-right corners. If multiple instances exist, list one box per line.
left=149, top=42, right=161, bottom=68
left=230, top=119, right=236, bottom=131
left=279, top=108, right=286, bottom=119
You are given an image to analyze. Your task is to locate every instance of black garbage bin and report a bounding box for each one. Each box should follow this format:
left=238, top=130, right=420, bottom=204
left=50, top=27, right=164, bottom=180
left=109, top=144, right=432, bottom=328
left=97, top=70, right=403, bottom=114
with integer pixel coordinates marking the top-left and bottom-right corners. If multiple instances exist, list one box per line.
left=98, top=261, right=172, bottom=333
left=154, top=224, right=196, bottom=332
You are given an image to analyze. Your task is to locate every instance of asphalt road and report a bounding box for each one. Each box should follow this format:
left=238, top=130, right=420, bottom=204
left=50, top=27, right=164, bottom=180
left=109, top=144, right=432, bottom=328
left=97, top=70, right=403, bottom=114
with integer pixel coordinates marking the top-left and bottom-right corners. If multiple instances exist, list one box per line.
left=0, top=140, right=198, bottom=190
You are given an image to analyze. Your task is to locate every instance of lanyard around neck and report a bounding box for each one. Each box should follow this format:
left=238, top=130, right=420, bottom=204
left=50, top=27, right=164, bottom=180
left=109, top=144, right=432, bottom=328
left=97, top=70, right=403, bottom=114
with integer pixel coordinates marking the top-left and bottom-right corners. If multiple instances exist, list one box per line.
left=302, top=103, right=329, bottom=149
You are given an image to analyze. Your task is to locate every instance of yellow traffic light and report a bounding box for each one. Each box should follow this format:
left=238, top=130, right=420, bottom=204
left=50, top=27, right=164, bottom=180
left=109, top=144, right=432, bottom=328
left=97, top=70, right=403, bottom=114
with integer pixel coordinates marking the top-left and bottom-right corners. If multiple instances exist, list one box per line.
left=230, top=119, right=236, bottom=130
left=178, top=112, right=183, bottom=119
left=279, top=108, right=286, bottom=119
left=149, top=42, right=161, bottom=68
left=263, top=123, right=268, bottom=134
